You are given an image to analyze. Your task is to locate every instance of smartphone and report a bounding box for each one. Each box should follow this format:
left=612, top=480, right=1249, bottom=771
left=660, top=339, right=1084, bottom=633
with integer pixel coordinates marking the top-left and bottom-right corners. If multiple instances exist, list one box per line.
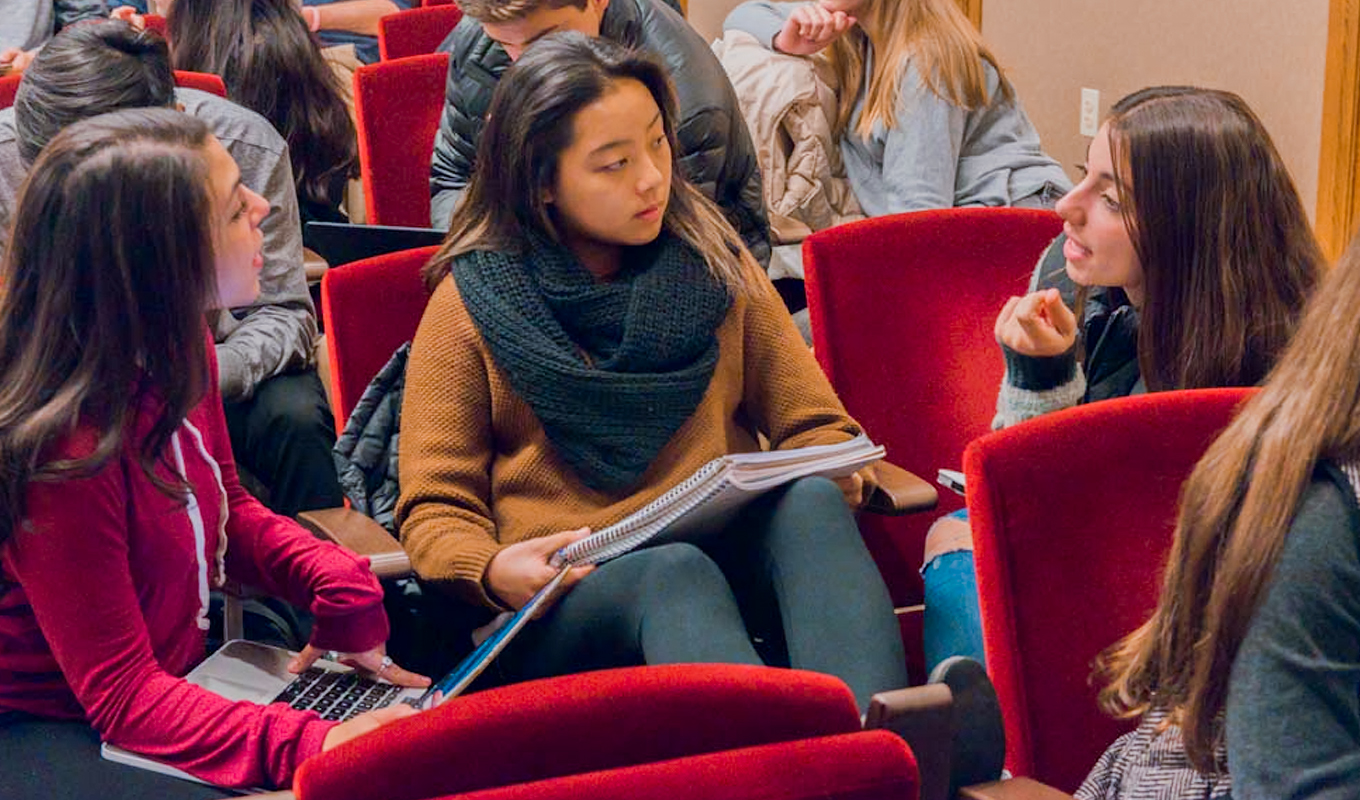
left=937, top=468, right=966, bottom=497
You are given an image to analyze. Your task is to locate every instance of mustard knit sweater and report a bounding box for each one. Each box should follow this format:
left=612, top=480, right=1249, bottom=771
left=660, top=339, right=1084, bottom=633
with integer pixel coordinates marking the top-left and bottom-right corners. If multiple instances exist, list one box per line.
left=395, top=273, right=861, bottom=610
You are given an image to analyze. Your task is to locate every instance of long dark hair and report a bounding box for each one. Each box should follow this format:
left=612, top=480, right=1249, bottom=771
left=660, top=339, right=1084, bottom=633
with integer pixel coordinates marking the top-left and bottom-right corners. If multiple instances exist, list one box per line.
left=424, top=32, right=758, bottom=293
left=168, top=0, right=357, bottom=217
left=0, top=108, right=217, bottom=547
left=1096, top=234, right=1360, bottom=771
left=1106, top=86, right=1322, bottom=391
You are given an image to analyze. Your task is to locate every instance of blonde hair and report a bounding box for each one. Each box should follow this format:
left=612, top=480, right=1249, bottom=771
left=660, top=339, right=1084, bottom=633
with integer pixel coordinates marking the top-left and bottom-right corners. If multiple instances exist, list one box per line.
left=828, top=0, right=1012, bottom=139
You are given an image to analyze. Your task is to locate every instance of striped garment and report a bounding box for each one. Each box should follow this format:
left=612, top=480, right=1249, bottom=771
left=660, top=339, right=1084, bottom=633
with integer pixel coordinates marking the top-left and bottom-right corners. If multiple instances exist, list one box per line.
left=1075, top=709, right=1231, bottom=799
left=1076, top=463, right=1360, bottom=800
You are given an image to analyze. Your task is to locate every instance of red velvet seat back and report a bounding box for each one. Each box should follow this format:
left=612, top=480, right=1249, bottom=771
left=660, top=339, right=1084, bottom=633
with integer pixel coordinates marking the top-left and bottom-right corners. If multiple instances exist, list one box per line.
left=379, top=4, right=463, bottom=60
left=354, top=52, right=449, bottom=227
left=294, top=664, right=865, bottom=800
left=965, top=388, right=1254, bottom=791
left=803, top=208, right=1063, bottom=612
left=321, top=246, right=439, bottom=431
left=443, top=732, right=918, bottom=800
left=143, top=13, right=167, bottom=38
left=0, top=68, right=224, bottom=111
left=172, top=70, right=227, bottom=98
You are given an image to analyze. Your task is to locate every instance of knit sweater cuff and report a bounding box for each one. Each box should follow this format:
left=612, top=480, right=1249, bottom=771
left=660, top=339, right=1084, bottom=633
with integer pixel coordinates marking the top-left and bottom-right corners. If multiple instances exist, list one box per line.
left=992, top=363, right=1087, bottom=430
left=1001, top=343, right=1078, bottom=391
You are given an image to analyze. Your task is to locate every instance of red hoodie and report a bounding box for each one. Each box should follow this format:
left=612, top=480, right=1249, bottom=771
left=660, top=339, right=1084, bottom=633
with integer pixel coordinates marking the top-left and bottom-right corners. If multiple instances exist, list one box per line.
left=0, top=350, right=389, bottom=789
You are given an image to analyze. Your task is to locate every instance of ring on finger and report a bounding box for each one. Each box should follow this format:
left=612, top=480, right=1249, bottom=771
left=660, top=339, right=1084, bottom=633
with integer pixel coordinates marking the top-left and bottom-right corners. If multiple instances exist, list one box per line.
left=377, top=655, right=393, bottom=678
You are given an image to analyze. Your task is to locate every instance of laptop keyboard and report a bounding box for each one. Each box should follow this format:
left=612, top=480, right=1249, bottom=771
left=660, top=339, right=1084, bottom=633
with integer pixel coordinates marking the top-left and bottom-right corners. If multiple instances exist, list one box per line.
left=272, top=667, right=405, bottom=721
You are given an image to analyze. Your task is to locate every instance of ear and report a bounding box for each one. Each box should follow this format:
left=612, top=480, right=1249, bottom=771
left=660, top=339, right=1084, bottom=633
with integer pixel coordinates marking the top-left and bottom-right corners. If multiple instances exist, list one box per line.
left=594, top=0, right=610, bottom=18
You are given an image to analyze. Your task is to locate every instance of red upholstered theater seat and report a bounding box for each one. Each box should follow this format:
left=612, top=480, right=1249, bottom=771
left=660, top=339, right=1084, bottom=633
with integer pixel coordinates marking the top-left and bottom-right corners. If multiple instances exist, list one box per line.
left=320, top=245, right=438, bottom=432
left=142, top=13, right=167, bottom=38
left=445, top=732, right=918, bottom=800
left=353, top=52, right=448, bottom=227
left=172, top=69, right=227, bottom=98
left=292, top=664, right=892, bottom=800
left=379, top=4, right=463, bottom=60
left=803, top=207, right=1063, bottom=678
left=0, top=68, right=225, bottom=111
left=966, top=388, right=1254, bottom=792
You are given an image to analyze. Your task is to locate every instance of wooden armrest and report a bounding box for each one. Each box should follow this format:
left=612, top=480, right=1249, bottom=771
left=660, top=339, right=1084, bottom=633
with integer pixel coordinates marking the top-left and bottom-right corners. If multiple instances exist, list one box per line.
left=865, top=684, right=953, bottom=800
left=297, top=507, right=412, bottom=579
left=863, top=461, right=938, bottom=516
left=302, top=247, right=329, bottom=284
left=960, top=777, right=1077, bottom=800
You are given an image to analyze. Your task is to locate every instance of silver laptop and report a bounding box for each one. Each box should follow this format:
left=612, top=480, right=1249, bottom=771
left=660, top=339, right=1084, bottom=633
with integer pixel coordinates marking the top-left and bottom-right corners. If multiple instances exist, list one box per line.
left=101, top=640, right=429, bottom=792
left=100, top=567, right=574, bottom=791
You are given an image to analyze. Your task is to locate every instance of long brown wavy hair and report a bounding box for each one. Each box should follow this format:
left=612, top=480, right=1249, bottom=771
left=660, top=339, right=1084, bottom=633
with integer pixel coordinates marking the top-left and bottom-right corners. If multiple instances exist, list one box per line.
left=1103, top=86, right=1323, bottom=392
left=0, top=109, right=217, bottom=547
left=168, top=0, right=358, bottom=217
left=1093, top=200, right=1354, bottom=774
left=423, top=32, right=759, bottom=294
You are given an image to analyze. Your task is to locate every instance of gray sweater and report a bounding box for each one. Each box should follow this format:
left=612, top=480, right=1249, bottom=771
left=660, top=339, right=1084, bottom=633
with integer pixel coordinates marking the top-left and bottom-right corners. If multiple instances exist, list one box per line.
left=1226, top=463, right=1360, bottom=799
left=0, top=0, right=107, bottom=52
left=724, top=1, right=1071, bottom=216
left=0, top=90, right=316, bottom=400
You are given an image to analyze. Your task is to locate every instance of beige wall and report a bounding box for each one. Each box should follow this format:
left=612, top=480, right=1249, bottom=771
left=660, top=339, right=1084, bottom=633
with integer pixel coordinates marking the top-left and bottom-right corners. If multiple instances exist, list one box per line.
left=983, top=0, right=1330, bottom=218
left=689, top=0, right=747, bottom=43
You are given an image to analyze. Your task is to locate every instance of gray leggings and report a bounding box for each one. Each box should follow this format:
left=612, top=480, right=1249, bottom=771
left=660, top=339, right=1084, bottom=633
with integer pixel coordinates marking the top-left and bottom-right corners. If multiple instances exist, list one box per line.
left=496, top=477, right=908, bottom=709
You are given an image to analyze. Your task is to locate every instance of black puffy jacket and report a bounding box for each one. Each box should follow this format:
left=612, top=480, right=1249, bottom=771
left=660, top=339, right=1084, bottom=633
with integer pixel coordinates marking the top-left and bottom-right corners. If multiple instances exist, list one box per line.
left=428, top=0, right=771, bottom=268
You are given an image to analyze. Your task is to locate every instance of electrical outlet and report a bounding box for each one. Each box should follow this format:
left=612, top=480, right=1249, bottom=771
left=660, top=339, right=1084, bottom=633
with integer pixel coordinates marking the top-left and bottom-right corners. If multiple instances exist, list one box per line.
left=1080, top=88, right=1100, bottom=137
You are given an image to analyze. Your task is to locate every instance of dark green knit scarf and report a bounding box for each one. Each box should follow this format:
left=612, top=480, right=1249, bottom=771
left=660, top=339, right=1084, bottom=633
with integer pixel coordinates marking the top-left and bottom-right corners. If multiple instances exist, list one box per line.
left=453, top=232, right=731, bottom=493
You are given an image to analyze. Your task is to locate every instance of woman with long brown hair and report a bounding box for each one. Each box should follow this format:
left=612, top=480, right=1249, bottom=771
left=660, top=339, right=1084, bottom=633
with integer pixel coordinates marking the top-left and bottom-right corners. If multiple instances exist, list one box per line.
left=168, top=0, right=358, bottom=235
left=724, top=0, right=1070, bottom=215
left=919, top=87, right=1323, bottom=723
left=1093, top=237, right=1360, bottom=799
left=0, top=108, right=426, bottom=798
left=397, top=32, right=907, bottom=710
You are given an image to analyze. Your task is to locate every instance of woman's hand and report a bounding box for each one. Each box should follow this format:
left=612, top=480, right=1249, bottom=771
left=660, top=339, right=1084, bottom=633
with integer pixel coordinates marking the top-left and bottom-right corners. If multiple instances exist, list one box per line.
left=288, top=644, right=431, bottom=688
left=0, top=48, right=35, bottom=76
left=322, top=704, right=419, bottom=751
left=485, top=528, right=595, bottom=611
left=834, top=468, right=867, bottom=509
left=773, top=2, right=856, bottom=56
left=994, top=288, right=1078, bottom=358
left=109, top=6, right=147, bottom=30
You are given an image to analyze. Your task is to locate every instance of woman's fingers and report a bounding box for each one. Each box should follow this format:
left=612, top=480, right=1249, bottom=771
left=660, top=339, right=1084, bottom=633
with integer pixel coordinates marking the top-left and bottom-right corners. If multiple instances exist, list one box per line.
left=994, top=295, right=1022, bottom=341
left=287, top=643, right=324, bottom=674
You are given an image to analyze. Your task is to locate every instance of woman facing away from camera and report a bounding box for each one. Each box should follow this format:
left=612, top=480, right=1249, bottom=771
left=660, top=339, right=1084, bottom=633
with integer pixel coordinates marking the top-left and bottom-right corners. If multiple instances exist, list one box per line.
left=1086, top=236, right=1360, bottom=799
left=395, top=31, right=908, bottom=710
left=724, top=0, right=1071, bottom=215
left=0, top=108, right=427, bottom=800
left=919, top=87, right=1323, bottom=693
left=168, top=0, right=359, bottom=236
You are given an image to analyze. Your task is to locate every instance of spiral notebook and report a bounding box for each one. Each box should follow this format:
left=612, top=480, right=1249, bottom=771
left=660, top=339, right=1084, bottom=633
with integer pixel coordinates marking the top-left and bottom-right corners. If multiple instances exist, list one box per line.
left=553, top=434, right=885, bottom=566
left=427, top=435, right=885, bottom=710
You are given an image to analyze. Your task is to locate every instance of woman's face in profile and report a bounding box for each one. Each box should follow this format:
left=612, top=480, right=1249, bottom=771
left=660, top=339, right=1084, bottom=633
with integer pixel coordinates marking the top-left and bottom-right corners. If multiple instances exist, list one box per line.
left=203, top=135, right=269, bottom=309
left=1054, top=121, right=1145, bottom=304
left=544, top=77, right=672, bottom=267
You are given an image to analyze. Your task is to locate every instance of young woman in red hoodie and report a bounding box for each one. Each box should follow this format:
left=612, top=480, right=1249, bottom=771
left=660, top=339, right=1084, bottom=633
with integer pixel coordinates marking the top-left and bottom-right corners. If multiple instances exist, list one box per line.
left=0, top=108, right=427, bottom=798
